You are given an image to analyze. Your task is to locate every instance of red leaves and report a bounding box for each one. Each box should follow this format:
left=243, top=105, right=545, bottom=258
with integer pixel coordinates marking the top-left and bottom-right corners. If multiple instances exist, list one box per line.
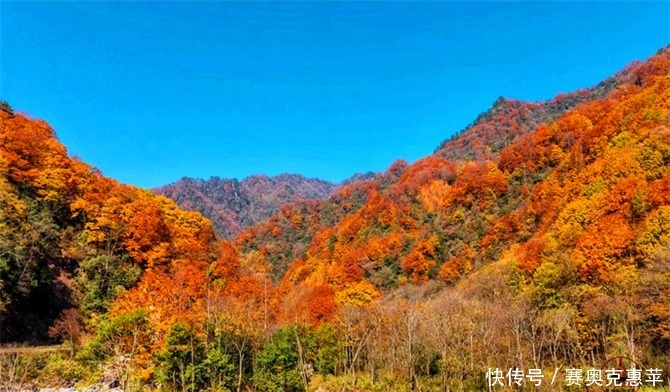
left=306, top=284, right=338, bottom=325
left=517, top=236, right=546, bottom=273
left=391, top=156, right=457, bottom=199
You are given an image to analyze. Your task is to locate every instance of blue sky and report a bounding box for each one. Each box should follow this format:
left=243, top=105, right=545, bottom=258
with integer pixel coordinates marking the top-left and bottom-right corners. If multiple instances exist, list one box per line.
left=1, top=2, right=669, bottom=188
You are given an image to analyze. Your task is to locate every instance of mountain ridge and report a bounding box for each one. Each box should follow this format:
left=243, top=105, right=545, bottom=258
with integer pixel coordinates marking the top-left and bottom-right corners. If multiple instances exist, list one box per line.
left=435, top=49, right=663, bottom=161
left=154, top=172, right=338, bottom=238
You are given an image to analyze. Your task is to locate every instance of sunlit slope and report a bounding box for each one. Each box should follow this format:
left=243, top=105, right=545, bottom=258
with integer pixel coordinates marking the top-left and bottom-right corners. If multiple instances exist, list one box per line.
left=237, top=47, right=670, bottom=340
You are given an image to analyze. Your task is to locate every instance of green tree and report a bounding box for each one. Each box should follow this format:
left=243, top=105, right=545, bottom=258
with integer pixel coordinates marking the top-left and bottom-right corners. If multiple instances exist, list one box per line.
left=253, top=326, right=305, bottom=392
left=156, top=322, right=206, bottom=392
left=76, top=254, right=141, bottom=313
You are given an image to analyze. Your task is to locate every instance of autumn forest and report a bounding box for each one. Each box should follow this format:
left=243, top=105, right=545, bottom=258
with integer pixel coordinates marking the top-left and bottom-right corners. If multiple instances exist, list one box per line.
left=2, top=47, right=670, bottom=391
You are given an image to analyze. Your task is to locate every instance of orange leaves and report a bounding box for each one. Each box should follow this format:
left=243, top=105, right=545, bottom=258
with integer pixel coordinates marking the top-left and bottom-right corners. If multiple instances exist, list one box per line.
left=401, top=235, right=439, bottom=282
left=438, top=246, right=474, bottom=284
left=152, top=198, right=217, bottom=266
left=1, top=114, right=58, bottom=185
left=527, top=174, right=566, bottom=226
left=306, top=284, right=338, bottom=325
left=210, top=240, right=241, bottom=283
left=279, top=256, right=338, bottom=325
left=363, top=233, right=403, bottom=263
left=77, top=191, right=128, bottom=252
left=418, top=180, right=452, bottom=213
left=648, top=170, right=670, bottom=207
left=281, top=282, right=337, bottom=325
left=481, top=213, right=522, bottom=250
left=0, top=113, right=94, bottom=206
left=7, top=46, right=670, bottom=373
left=290, top=212, right=303, bottom=227
left=72, top=182, right=217, bottom=267
left=575, top=214, right=635, bottom=284
left=603, top=177, right=649, bottom=220
left=337, top=213, right=366, bottom=241
left=328, top=248, right=364, bottom=287
left=602, top=149, right=643, bottom=181
left=112, top=263, right=208, bottom=341
left=556, top=112, right=594, bottom=145
left=499, top=133, right=538, bottom=173
left=361, top=191, right=401, bottom=229
left=438, top=262, right=460, bottom=283
left=453, top=161, right=507, bottom=205
left=121, top=197, right=170, bottom=266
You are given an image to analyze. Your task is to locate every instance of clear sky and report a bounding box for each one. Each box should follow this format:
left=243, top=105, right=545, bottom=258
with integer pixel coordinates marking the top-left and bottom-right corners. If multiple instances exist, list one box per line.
left=1, top=2, right=669, bottom=188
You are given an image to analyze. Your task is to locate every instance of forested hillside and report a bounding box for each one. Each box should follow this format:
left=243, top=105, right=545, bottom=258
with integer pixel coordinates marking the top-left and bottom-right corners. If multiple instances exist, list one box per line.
left=2, top=47, right=670, bottom=391
left=155, top=174, right=337, bottom=239
left=0, top=104, right=220, bottom=344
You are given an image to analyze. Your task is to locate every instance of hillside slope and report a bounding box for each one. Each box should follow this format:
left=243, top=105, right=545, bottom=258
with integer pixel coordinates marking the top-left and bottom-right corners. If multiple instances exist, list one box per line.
left=0, top=107, right=221, bottom=342
left=234, top=46, right=670, bottom=363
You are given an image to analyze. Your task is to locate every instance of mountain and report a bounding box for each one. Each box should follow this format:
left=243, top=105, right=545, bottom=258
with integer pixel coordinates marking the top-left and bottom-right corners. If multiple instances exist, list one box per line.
left=232, top=45, right=670, bottom=380
left=0, top=106, right=220, bottom=343
left=3, top=47, right=670, bottom=390
left=154, top=174, right=337, bottom=238
left=435, top=55, right=651, bottom=161
left=236, top=50, right=667, bottom=287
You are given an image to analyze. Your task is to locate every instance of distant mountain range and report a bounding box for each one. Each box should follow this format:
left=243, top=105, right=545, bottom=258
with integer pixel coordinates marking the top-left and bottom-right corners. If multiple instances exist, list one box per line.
left=154, top=174, right=340, bottom=238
